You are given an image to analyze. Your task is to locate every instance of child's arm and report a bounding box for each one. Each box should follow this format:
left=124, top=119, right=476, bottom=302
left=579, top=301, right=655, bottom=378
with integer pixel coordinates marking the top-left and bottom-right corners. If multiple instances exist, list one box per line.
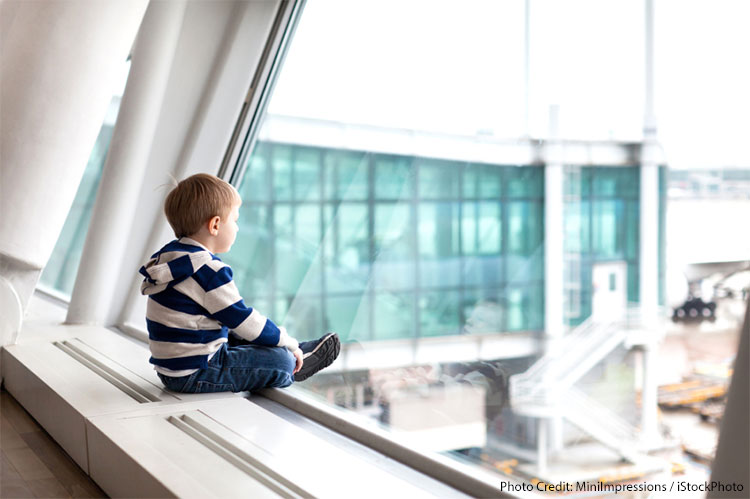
left=179, top=261, right=299, bottom=351
left=212, top=298, right=299, bottom=351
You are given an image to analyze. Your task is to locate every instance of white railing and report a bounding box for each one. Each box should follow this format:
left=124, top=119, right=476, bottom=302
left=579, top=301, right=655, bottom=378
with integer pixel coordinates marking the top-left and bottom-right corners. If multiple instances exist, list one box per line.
left=508, top=307, right=655, bottom=463
left=564, top=388, right=641, bottom=462
left=510, top=309, right=644, bottom=411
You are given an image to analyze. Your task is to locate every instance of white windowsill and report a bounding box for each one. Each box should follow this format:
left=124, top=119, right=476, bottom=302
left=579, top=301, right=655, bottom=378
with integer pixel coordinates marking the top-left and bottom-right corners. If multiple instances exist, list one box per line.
left=1, top=291, right=522, bottom=498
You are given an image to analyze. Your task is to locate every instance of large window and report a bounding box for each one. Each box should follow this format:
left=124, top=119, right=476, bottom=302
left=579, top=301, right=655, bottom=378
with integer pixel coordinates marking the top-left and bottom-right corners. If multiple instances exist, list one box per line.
left=39, top=62, right=130, bottom=297
left=217, top=0, right=749, bottom=491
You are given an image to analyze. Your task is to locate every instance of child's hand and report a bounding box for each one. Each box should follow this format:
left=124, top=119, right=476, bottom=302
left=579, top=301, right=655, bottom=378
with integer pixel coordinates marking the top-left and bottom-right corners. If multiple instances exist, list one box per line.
left=292, top=348, right=304, bottom=374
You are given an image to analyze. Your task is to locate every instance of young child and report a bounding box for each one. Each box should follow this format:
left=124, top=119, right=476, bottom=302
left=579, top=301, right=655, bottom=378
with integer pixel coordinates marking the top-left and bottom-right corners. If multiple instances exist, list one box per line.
left=139, top=173, right=340, bottom=393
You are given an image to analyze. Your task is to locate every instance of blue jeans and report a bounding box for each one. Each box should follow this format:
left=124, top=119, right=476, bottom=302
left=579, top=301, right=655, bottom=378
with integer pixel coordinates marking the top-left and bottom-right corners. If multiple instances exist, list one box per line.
left=157, top=338, right=295, bottom=393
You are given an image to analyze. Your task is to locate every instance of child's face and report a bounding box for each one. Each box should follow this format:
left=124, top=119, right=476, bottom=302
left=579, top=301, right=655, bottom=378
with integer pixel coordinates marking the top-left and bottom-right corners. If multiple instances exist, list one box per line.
left=215, top=201, right=241, bottom=253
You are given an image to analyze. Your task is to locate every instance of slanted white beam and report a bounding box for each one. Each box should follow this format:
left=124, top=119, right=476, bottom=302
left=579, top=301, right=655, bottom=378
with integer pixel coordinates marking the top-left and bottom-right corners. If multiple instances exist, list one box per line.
left=67, top=1, right=187, bottom=325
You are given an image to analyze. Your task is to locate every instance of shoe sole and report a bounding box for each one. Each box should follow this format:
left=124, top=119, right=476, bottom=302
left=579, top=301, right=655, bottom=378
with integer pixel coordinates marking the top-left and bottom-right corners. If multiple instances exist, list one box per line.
left=295, top=333, right=340, bottom=382
left=302, top=332, right=336, bottom=359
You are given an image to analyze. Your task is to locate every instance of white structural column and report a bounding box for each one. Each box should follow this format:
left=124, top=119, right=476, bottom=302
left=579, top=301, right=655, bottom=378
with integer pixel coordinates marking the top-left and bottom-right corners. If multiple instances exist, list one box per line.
left=536, top=418, right=548, bottom=475
left=639, top=344, right=659, bottom=443
left=639, top=158, right=660, bottom=322
left=640, top=0, right=660, bottom=322
left=544, top=106, right=565, bottom=456
left=0, top=0, right=147, bottom=341
left=639, top=0, right=661, bottom=442
left=67, top=1, right=187, bottom=325
left=544, top=164, right=565, bottom=336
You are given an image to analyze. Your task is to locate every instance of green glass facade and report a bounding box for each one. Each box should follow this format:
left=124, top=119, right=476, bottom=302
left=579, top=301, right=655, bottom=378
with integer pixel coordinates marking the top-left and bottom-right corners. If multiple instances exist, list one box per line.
left=659, top=166, right=667, bottom=306
left=224, top=142, right=545, bottom=342
left=563, top=166, right=641, bottom=325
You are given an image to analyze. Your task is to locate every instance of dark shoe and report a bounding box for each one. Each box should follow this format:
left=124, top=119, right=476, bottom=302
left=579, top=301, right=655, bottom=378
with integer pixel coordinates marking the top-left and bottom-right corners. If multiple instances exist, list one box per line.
left=294, top=333, right=341, bottom=382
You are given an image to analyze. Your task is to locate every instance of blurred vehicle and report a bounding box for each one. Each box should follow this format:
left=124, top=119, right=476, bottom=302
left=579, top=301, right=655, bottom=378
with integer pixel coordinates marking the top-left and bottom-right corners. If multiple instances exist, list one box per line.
left=671, top=260, right=750, bottom=323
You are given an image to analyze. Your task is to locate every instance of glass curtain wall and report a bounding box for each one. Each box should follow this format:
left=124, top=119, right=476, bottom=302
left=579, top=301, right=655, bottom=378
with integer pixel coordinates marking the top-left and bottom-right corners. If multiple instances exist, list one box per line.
left=223, top=143, right=544, bottom=342
left=563, top=166, right=641, bottom=325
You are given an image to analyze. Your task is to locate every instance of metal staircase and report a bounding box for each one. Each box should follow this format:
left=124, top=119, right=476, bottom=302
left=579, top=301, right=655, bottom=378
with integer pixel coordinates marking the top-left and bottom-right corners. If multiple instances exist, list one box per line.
left=564, top=387, right=642, bottom=462
left=509, top=310, right=649, bottom=463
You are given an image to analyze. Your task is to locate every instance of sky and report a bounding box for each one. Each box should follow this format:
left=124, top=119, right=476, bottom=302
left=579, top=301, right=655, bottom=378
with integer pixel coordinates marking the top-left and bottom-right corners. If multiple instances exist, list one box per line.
left=268, top=0, right=750, bottom=169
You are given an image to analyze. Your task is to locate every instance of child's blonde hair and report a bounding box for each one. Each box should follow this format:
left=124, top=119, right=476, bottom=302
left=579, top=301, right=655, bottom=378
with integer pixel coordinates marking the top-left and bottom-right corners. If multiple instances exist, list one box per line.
left=164, top=173, right=240, bottom=238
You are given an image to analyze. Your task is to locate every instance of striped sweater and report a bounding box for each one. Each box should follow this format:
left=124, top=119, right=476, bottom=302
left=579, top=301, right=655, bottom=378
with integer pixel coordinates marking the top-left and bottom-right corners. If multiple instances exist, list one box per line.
left=139, top=237, right=298, bottom=376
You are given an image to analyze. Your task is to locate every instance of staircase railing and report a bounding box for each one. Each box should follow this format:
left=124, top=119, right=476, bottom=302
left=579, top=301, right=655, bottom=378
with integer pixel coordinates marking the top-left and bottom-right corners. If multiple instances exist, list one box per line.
left=563, top=387, right=641, bottom=462
left=508, top=308, right=651, bottom=463
left=510, top=308, right=644, bottom=412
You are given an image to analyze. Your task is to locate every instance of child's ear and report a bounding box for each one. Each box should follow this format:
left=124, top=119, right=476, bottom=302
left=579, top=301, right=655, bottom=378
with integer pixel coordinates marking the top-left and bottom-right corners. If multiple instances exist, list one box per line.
left=208, top=215, right=221, bottom=236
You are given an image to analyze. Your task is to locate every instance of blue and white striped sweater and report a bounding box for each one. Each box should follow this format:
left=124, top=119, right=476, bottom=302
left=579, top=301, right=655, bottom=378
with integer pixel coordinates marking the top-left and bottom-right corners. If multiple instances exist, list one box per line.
left=139, top=237, right=298, bottom=376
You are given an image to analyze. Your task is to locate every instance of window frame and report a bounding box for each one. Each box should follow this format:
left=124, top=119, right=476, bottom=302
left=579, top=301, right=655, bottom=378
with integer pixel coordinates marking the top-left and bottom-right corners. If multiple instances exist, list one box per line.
left=218, top=0, right=307, bottom=186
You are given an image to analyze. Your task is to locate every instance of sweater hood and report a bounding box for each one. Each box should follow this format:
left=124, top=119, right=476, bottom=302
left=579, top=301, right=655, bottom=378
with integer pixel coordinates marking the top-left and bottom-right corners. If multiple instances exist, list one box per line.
left=139, top=238, right=215, bottom=295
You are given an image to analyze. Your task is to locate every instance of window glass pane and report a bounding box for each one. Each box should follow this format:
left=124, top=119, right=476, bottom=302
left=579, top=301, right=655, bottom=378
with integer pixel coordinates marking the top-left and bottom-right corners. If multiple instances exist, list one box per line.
left=461, top=201, right=505, bottom=257
left=565, top=165, right=640, bottom=329
left=508, top=201, right=538, bottom=255
left=284, top=210, right=321, bottom=295
left=625, top=199, right=640, bottom=260
left=419, top=202, right=460, bottom=288
left=460, top=202, right=477, bottom=254
left=564, top=200, right=589, bottom=254
left=592, top=199, right=622, bottom=258
left=477, top=202, right=501, bottom=254
left=225, top=204, right=272, bottom=299
left=272, top=145, right=293, bottom=201
left=618, top=167, right=640, bottom=198
left=592, top=167, right=619, bottom=197
left=223, top=0, right=748, bottom=488
left=463, top=256, right=503, bottom=288
left=274, top=204, right=293, bottom=240
left=245, top=142, right=271, bottom=201
left=462, top=164, right=479, bottom=199
left=565, top=166, right=592, bottom=198
left=324, top=203, right=369, bottom=293
left=419, top=290, right=460, bottom=337
left=418, top=202, right=458, bottom=258
left=283, top=295, right=324, bottom=342
left=295, top=147, right=321, bottom=201
left=478, top=164, right=502, bottom=199
left=374, top=292, right=414, bottom=340
left=373, top=202, right=413, bottom=290
left=295, top=203, right=321, bottom=247
left=505, top=284, right=544, bottom=331
left=507, top=202, right=544, bottom=283
left=325, top=295, right=370, bottom=341
left=418, top=159, right=459, bottom=199
left=374, top=155, right=413, bottom=199
left=328, top=150, right=368, bottom=200
left=463, top=288, right=503, bottom=334
left=507, top=166, right=543, bottom=198
left=39, top=61, right=130, bottom=297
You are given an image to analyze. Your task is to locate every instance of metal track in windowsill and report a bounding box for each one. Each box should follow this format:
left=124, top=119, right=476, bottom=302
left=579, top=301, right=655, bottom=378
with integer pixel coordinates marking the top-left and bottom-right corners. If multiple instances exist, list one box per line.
left=53, top=339, right=162, bottom=404
left=168, top=412, right=307, bottom=499
left=260, top=388, right=513, bottom=498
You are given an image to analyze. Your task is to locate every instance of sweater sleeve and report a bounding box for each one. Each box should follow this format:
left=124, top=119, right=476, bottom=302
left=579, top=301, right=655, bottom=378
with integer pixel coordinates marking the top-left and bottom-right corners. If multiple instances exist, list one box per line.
left=192, top=262, right=299, bottom=351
